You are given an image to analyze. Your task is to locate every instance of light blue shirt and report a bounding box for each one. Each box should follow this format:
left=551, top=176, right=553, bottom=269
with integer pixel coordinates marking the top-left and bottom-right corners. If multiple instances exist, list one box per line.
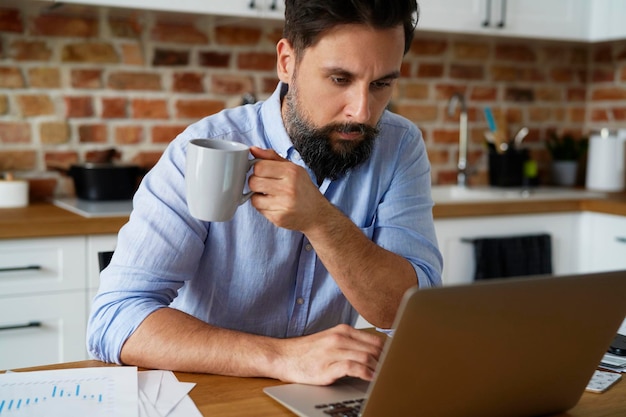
left=87, top=83, right=442, bottom=364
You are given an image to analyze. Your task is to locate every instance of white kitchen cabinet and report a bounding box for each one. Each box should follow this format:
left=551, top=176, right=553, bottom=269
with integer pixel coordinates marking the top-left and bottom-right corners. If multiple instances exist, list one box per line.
left=248, top=0, right=284, bottom=20
left=578, top=212, right=626, bottom=336
left=55, top=0, right=284, bottom=19
left=499, top=0, right=590, bottom=41
left=587, top=0, right=626, bottom=41
left=0, top=291, right=86, bottom=370
left=417, top=0, right=489, bottom=35
left=434, top=213, right=580, bottom=285
left=418, top=0, right=623, bottom=42
left=578, top=212, right=626, bottom=273
left=0, top=236, right=88, bottom=369
left=45, top=0, right=625, bottom=41
left=0, top=234, right=118, bottom=370
left=418, top=0, right=589, bottom=40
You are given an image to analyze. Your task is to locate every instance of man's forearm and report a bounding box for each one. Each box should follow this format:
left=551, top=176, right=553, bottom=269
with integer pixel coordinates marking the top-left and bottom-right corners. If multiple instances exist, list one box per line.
left=120, top=307, right=281, bottom=377
left=303, top=203, right=417, bottom=328
left=119, top=307, right=385, bottom=385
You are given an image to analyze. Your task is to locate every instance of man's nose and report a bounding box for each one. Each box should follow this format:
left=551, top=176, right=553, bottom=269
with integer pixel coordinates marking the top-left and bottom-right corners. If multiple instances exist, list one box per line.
left=345, top=87, right=371, bottom=123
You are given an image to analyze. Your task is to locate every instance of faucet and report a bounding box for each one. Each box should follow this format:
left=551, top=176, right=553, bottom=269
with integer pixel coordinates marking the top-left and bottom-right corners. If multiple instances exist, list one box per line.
left=447, top=92, right=469, bottom=187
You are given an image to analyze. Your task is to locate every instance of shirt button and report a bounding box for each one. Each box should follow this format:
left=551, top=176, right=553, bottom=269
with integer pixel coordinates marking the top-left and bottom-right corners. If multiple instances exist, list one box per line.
left=296, top=297, right=304, bottom=305
left=305, top=244, right=313, bottom=251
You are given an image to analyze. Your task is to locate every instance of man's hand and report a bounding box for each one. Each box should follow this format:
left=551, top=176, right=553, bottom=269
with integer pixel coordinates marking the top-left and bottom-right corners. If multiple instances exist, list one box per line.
left=248, top=146, right=330, bottom=232
left=274, top=324, right=386, bottom=386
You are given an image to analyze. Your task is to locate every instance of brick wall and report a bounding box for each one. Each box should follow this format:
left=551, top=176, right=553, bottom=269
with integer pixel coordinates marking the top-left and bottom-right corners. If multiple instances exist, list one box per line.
left=0, top=3, right=625, bottom=199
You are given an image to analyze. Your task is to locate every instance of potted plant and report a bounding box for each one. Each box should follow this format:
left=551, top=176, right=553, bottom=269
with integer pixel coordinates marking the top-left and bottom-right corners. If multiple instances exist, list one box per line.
left=545, top=132, right=588, bottom=186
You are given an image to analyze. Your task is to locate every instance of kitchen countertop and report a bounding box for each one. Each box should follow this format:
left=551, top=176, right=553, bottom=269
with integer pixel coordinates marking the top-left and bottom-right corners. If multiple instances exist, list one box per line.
left=0, top=202, right=129, bottom=239
left=2, top=193, right=626, bottom=240
left=433, top=192, right=626, bottom=218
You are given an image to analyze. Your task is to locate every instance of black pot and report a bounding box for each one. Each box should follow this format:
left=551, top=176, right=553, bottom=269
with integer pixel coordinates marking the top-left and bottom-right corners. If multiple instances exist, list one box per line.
left=69, top=163, right=142, bottom=201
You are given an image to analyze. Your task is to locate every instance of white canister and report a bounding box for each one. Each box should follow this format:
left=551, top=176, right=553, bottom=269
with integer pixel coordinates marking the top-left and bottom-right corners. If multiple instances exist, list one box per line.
left=0, top=179, right=29, bottom=208
left=585, top=133, right=626, bottom=192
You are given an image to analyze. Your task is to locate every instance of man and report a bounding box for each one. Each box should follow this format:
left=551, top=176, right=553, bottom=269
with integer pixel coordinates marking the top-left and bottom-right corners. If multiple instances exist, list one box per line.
left=87, top=0, right=442, bottom=386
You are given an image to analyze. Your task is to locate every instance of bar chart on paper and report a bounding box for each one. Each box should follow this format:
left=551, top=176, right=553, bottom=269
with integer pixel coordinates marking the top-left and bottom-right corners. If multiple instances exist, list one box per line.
left=0, top=366, right=138, bottom=417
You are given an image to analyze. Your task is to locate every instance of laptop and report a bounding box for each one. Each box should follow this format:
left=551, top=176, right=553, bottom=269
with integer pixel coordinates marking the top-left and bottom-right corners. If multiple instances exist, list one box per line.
left=264, top=270, right=626, bottom=417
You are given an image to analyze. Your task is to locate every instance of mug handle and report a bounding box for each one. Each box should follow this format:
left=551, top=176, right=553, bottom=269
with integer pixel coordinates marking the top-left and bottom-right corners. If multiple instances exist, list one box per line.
left=240, top=158, right=260, bottom=205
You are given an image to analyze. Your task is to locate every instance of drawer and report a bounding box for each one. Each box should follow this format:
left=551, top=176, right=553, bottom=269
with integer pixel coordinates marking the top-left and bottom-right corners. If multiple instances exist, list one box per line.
left=0, top=237, right=86, bottom=296
left=0, top=291, right=88, bottom=370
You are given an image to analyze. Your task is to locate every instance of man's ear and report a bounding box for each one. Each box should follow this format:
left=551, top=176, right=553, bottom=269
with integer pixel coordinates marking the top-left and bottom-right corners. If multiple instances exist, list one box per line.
left=276, top=38, right=294, bottom=83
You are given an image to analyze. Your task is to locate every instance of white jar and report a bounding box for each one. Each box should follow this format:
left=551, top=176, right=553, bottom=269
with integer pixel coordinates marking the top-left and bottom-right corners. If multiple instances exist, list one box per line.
left=0, top=179, right=29, bottom=208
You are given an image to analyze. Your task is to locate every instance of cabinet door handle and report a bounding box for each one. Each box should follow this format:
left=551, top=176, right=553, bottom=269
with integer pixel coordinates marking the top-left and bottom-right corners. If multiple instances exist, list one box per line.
left=0, top=265, right=42, bottom=273
left=0, top=321, right=42, bottom=331
left=482, top=0, right=492, bottom=27
left=270, top=0, right=277, bottom=10
left=249, top=0, right=256, bottom=9
left=497, top=0, right=507, bottom=28
left=616, top=237, right=626, bottom=244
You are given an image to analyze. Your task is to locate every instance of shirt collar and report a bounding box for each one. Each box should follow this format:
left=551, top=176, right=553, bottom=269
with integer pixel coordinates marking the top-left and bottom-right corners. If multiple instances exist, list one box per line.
left=261, top=82, right=295, bottom=160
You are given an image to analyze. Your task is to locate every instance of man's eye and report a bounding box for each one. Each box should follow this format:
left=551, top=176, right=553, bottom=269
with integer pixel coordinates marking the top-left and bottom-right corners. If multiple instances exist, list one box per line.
left=371, top=80, right=392, bottom=90
left=331, top=76, right=349, bottom=85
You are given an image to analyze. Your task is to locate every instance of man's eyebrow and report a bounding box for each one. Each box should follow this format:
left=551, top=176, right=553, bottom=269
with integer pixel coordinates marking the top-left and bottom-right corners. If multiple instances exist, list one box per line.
left=322, top=67, right=353, bottom=77
left=322, top=67, right=401, bottom=81
left=376, top=71, right=401, bottom=82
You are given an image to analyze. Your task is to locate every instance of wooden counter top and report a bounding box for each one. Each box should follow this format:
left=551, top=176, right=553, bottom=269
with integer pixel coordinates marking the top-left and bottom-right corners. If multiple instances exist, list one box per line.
left=581, top=195, right=626, bottom=216
left=432, top=198, right=584, bottom=218
left=0, top=202, right=128, bottom=239
left=2, top=194, right=626, bottom=240
left=433, top=193, right=626, bottom=219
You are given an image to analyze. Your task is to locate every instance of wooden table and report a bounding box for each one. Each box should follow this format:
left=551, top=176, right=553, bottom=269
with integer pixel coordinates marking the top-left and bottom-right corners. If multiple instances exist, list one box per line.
left=8, top=360, right=626, bottom=416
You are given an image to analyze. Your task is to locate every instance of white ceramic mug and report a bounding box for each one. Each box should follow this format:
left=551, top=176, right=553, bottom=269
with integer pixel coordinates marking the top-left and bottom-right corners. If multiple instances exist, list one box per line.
left=186, top=138, right=257, bottom=222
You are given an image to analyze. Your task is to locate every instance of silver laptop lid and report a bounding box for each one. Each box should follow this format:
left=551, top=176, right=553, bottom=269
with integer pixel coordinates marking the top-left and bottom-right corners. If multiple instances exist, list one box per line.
left=361, top=270, right=626, bottom=417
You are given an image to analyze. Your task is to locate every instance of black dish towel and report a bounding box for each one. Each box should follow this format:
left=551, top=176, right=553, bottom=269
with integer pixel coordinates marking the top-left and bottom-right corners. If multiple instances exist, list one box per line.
left=471, top=233, right=552, bottom=280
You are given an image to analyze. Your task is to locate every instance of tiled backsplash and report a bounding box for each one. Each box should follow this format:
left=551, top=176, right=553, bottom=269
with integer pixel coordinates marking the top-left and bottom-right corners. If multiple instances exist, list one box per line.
left=0, top=2, right=625, bottom=198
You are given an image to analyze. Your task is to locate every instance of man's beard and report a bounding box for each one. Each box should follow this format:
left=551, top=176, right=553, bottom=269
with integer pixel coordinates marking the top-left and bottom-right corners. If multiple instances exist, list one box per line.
left=283, top=84, right=379, bottom=182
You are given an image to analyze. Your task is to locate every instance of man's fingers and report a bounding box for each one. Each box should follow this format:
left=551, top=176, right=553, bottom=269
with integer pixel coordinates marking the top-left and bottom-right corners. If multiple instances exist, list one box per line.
left=338, top=360, right=377, bottom=381
left=346, top=326, right=386, bottom=350
left=250, top=146, right=285, bottom=162
left=319, top=326, right=385, bottom=383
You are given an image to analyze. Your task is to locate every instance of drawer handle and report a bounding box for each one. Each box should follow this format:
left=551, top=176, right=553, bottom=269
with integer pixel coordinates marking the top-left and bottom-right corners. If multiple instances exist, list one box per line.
left=0, top=265, right=42, bottom=273
left=482, top=0, right=492, bottom=27
left=0, top=321, right=42, bottom=331
left=497, top=0, right=507, bottom=28
left=616, top=237, right=626, bottom=244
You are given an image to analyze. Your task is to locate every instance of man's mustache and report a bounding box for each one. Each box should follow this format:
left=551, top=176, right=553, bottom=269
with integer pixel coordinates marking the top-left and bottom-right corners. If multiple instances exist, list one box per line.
left=323, top=123, right=379, bottom=137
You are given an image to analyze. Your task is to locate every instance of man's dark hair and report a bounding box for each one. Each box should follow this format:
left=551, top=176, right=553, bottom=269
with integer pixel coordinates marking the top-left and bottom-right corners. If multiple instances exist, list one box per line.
left=283, top=0, right=419, bottom=59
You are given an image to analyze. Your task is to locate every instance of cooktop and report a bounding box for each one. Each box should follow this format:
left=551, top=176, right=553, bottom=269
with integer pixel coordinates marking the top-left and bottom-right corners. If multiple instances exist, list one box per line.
left=53, top=198, right=133, bottom=218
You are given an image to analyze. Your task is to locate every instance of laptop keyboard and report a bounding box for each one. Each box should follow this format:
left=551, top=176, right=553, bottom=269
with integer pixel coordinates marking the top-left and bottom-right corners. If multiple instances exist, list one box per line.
left=314, top=398, right=365, bottom=416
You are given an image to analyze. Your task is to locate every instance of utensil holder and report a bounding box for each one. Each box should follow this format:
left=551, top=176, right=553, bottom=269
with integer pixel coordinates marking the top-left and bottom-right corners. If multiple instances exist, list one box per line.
left=488, top=149, right=528, bottom=187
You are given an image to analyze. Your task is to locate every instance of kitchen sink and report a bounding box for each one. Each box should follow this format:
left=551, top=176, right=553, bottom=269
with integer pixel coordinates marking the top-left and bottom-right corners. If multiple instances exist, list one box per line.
left=430, top=185, right=606, bottom=204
